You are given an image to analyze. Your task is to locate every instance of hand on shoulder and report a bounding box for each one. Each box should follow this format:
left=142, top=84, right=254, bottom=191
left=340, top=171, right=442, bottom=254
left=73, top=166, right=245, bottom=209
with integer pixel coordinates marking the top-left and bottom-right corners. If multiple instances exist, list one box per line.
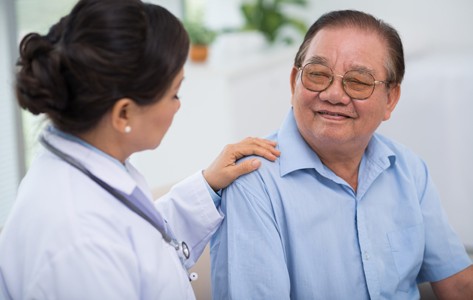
left=203, top=137, right=280, bottom=191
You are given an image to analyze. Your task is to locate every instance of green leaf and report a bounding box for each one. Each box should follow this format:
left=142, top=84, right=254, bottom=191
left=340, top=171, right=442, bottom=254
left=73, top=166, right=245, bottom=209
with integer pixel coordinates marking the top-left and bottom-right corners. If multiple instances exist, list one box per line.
left=239, top=0, right=308, bottom=44
left=183, top=20, right=217, bottom=46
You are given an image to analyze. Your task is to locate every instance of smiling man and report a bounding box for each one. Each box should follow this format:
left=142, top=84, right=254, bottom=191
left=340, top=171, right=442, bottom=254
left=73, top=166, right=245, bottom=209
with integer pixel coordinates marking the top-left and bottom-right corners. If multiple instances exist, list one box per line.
left=210, top=10, right=473, bottom=299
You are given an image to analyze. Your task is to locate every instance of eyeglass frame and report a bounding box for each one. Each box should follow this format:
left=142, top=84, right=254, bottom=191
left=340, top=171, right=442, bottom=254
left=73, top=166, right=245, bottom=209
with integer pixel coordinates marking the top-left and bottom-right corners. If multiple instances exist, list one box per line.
left=297, top=63, right=391, bottom=100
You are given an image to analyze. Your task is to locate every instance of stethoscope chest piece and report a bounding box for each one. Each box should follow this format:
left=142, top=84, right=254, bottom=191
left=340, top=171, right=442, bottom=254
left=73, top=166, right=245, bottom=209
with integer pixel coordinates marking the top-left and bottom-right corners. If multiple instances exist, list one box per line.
left=172, top=240, right=191, bottom=260
left=181, top=241, right=190, bottom=259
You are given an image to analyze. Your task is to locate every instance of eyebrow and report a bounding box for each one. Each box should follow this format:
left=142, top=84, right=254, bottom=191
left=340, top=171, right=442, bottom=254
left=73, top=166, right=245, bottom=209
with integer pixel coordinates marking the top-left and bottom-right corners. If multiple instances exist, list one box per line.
left=349, top=65, right=375, bottom=75
left=305, top=56, right=330, bottom=66
left=305, top=56, right=377, bottom=75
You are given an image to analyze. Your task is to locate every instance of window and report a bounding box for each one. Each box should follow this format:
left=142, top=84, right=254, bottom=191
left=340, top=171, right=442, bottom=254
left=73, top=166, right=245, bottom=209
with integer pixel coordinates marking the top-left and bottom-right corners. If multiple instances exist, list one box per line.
left=0, top=0, right=77, bottom=228
left=0, top=0, right=23, bottom=227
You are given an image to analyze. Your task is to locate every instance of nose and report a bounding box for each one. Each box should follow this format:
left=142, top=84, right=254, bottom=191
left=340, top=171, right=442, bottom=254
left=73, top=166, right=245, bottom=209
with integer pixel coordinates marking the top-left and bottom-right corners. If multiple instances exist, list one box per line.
left=319, top=74, right=351, bottom=105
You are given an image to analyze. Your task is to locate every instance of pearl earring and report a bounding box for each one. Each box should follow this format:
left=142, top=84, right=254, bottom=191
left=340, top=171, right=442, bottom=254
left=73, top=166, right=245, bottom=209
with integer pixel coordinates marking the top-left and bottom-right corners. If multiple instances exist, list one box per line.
left=124, top=126, right=132, bottom=133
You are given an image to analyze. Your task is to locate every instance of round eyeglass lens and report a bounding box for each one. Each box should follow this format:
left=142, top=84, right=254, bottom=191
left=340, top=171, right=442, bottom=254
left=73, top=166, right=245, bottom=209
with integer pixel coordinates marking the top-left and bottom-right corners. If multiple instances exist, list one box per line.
left=301, top=64, right=333, bottom=92
left=342, top=70, right=376, bottom=99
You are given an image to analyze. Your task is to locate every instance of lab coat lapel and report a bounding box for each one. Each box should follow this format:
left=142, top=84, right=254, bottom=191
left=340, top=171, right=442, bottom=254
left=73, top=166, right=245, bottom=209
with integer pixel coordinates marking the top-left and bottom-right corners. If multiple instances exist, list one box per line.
left=42, top=129, right=137, bottom=196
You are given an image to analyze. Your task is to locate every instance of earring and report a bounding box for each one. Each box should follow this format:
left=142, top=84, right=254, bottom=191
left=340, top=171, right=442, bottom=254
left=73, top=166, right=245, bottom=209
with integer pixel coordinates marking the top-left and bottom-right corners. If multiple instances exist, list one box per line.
left=124, top=125, right=132, bottom=133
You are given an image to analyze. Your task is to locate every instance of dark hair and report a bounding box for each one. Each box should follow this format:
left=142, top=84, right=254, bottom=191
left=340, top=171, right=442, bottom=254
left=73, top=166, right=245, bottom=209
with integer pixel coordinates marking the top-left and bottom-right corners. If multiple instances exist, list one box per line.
left=294, top=10, right=404, bottom=85
left=16, top=0, right=189, bottom=134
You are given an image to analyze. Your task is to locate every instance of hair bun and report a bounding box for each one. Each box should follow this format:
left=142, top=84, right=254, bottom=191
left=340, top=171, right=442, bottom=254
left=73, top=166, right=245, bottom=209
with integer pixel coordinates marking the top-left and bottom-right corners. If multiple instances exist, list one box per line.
left=19, top=33, right=55, bottom=62
left=16, top=32, right=68, bottom=116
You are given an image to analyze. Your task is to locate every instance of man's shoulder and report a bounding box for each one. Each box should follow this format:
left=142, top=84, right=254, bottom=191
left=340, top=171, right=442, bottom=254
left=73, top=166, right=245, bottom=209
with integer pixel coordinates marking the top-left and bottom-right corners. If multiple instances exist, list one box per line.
left=236, top=154, right=281, bottom=182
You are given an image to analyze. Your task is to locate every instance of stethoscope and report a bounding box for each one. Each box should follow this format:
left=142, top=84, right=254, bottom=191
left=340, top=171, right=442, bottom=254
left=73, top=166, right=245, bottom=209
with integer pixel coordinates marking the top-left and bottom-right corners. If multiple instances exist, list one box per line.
left=40, top=136, right=198, bottom=281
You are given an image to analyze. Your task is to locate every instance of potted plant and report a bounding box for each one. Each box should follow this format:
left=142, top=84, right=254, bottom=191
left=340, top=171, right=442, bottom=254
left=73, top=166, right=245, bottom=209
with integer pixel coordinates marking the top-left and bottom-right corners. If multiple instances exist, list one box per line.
left=184, top=19, right=217, bottom=63
left=240, top=0, right=308, bottom=44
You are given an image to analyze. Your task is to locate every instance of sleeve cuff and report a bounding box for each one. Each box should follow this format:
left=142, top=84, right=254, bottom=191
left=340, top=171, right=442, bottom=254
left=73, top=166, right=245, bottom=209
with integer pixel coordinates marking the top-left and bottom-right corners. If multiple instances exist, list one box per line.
left=203, top=173, right=222, bottom=209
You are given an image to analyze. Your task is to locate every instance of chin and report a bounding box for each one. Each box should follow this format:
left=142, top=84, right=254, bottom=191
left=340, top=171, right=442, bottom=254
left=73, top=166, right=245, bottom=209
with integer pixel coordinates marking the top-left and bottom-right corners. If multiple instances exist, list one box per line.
left=138, top=140, right=162, bottom=152
left=152, top=138, right=164, bottom=149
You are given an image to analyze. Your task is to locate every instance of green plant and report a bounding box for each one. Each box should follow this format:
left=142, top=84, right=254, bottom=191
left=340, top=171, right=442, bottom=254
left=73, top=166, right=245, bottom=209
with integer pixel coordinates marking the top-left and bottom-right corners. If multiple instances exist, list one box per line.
left=240, top=0, right=308, bottom=44
left=183, top=20, right=217, bottom=46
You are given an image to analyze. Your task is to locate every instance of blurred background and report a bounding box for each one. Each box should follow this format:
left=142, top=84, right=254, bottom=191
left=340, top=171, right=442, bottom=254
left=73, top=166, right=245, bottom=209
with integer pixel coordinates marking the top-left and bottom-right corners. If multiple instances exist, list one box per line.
left=1, top=0, right=472, bottom=298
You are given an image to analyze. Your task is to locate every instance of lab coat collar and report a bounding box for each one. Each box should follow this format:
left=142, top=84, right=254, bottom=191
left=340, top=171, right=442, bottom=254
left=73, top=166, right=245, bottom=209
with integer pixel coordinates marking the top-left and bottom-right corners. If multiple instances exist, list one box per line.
left=41, top=127, right=138, bottom=196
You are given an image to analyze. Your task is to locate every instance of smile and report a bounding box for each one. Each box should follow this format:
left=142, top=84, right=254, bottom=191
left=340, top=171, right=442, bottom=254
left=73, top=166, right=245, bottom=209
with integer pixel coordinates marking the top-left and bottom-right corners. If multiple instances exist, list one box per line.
left=318, top=110, right=351, bottom=118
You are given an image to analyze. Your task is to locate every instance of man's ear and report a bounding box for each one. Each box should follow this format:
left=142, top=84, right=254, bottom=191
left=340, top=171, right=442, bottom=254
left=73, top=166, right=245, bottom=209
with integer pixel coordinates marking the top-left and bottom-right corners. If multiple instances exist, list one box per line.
left=289, top=66, right=300, bottom=107
left=383, top=84, right=401, bottom=121
left=111, top=98, right=135, bottom=133
left=290, top=66, right=299, bottom=95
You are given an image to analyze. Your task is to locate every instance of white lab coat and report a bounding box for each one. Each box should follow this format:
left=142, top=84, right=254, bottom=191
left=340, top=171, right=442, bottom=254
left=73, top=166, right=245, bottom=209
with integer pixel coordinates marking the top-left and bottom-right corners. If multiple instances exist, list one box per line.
left=0, top=129, right=223, bottom=299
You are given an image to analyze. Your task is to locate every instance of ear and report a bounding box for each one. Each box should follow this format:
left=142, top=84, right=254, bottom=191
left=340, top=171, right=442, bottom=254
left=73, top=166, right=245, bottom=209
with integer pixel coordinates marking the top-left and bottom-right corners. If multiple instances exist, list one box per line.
left=111, top=98, right=136, bottom=133
left=383, top=84, right=401, bottom=121
left=290, top=66, right=299, bottom=95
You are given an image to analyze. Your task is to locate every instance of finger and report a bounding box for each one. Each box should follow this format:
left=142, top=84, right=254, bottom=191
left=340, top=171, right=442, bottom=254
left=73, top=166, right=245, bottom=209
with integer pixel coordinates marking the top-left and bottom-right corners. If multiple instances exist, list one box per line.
left=246, top=138, right=280, bottom=156
left=254, top=140, right=281, bottom=156
left=232, top=144, right=280, bottom=161
left=241, top=137, right=277, bottom=148
left=231, top=158, right=262, bottom=178
left=234, top=137, right=280, bottom=154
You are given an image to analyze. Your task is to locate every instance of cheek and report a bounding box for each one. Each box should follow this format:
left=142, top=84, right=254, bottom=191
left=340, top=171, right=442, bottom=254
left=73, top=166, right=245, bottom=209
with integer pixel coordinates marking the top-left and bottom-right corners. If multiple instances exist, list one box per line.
left=160, top=102, right=179, bottom=127
left=357, top=104, right=386, bottom=130
left=292, top=86, right=315, bottom=108
left=382, top=102, right=395, bottom=121
left=156, top=114, right=173, bottom=131
left=376, top=100, right=391, bottom=122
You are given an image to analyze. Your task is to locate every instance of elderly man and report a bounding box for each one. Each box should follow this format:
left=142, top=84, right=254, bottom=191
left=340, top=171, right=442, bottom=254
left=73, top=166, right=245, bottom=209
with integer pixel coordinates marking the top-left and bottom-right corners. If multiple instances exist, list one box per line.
left=211, top=10, right=473, bottom=299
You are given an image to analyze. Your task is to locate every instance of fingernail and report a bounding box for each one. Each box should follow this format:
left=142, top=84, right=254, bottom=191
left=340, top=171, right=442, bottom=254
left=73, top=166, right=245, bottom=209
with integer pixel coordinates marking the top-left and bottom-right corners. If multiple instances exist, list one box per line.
left=251, top=159, right=261, bottom=168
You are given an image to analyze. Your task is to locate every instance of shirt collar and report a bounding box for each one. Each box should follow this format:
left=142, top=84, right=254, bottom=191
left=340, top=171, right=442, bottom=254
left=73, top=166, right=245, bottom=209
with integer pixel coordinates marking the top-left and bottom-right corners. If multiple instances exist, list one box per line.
left=278, top=109, right=325, bottom=177
left=364, top=134, right=397, bottom=170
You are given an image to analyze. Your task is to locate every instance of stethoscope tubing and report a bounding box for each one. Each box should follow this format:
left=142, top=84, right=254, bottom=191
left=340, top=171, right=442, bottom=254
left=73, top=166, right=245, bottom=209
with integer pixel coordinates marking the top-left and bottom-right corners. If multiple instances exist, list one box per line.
left=39, top=136, right=191, bottom=262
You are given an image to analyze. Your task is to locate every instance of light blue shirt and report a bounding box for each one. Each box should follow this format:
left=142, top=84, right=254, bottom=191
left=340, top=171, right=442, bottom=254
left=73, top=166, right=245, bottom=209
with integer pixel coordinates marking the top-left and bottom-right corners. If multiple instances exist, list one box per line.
left=211, top=109, right=471, bottom=300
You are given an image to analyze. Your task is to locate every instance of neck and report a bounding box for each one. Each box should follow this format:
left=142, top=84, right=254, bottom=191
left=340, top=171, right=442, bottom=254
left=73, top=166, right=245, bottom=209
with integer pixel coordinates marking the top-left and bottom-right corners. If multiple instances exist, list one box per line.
left=77, top=125, right=129, bottom=165
left=312, top=142, right=368, bottom=192
left=321, top=154, right=361, bottom=191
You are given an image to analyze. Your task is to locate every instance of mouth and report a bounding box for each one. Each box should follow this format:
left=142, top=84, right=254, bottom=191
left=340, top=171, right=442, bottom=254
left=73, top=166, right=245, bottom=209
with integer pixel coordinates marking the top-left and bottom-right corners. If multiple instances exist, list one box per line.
left=317, top=110, right=352, bottom=119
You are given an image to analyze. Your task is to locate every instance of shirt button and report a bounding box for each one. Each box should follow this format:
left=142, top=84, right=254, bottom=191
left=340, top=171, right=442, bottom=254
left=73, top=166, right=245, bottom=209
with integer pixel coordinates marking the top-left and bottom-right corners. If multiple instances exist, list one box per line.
left=364, top=251, right=370, bottom=260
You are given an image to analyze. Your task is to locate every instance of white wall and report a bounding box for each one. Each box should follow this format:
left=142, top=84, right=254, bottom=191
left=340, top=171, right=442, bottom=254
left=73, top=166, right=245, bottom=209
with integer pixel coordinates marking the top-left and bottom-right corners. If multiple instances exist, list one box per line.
left=204, top=0, right=473, bottom=58
left=302, top=0, right=473, bottom=58
left=132, top=0, right=473, bottom=248
left=146, top=0, right=184, bottom=18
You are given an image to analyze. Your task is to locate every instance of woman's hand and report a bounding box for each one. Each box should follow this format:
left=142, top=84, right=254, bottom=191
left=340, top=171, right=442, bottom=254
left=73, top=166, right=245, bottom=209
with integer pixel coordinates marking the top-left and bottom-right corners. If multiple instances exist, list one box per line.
left=203, top=137, right=280, bottom=191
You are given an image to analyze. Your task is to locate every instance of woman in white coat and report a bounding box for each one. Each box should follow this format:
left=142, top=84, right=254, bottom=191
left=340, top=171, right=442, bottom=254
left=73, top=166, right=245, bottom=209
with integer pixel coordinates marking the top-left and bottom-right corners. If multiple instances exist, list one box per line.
left=0, top=0, right=280, bottom=299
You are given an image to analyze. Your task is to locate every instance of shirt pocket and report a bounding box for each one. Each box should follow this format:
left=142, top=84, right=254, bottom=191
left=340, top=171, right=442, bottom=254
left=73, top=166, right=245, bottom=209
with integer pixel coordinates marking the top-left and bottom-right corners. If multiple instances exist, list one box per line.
left=387, top=223, right=425, bottom=292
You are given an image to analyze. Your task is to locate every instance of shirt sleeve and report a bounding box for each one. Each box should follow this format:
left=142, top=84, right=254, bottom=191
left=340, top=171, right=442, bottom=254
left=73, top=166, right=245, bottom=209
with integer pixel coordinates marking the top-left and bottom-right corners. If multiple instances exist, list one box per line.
left=203, top=174, right=222, bottom=209
left=155, top=171, right=224, bottom=268
left=416, top=160, right=472, bottom=282
left=211, top=173, right=291, bottom=300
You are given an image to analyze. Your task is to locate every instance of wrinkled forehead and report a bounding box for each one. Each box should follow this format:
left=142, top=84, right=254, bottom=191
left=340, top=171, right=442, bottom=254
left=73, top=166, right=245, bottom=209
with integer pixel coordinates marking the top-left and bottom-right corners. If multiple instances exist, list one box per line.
left=304, top=27, right=388, bottom=75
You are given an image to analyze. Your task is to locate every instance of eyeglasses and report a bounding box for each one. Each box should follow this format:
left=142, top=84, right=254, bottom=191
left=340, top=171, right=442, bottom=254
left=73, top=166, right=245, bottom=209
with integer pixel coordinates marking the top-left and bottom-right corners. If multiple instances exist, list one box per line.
left=298, top=63, right=390, bottom=100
